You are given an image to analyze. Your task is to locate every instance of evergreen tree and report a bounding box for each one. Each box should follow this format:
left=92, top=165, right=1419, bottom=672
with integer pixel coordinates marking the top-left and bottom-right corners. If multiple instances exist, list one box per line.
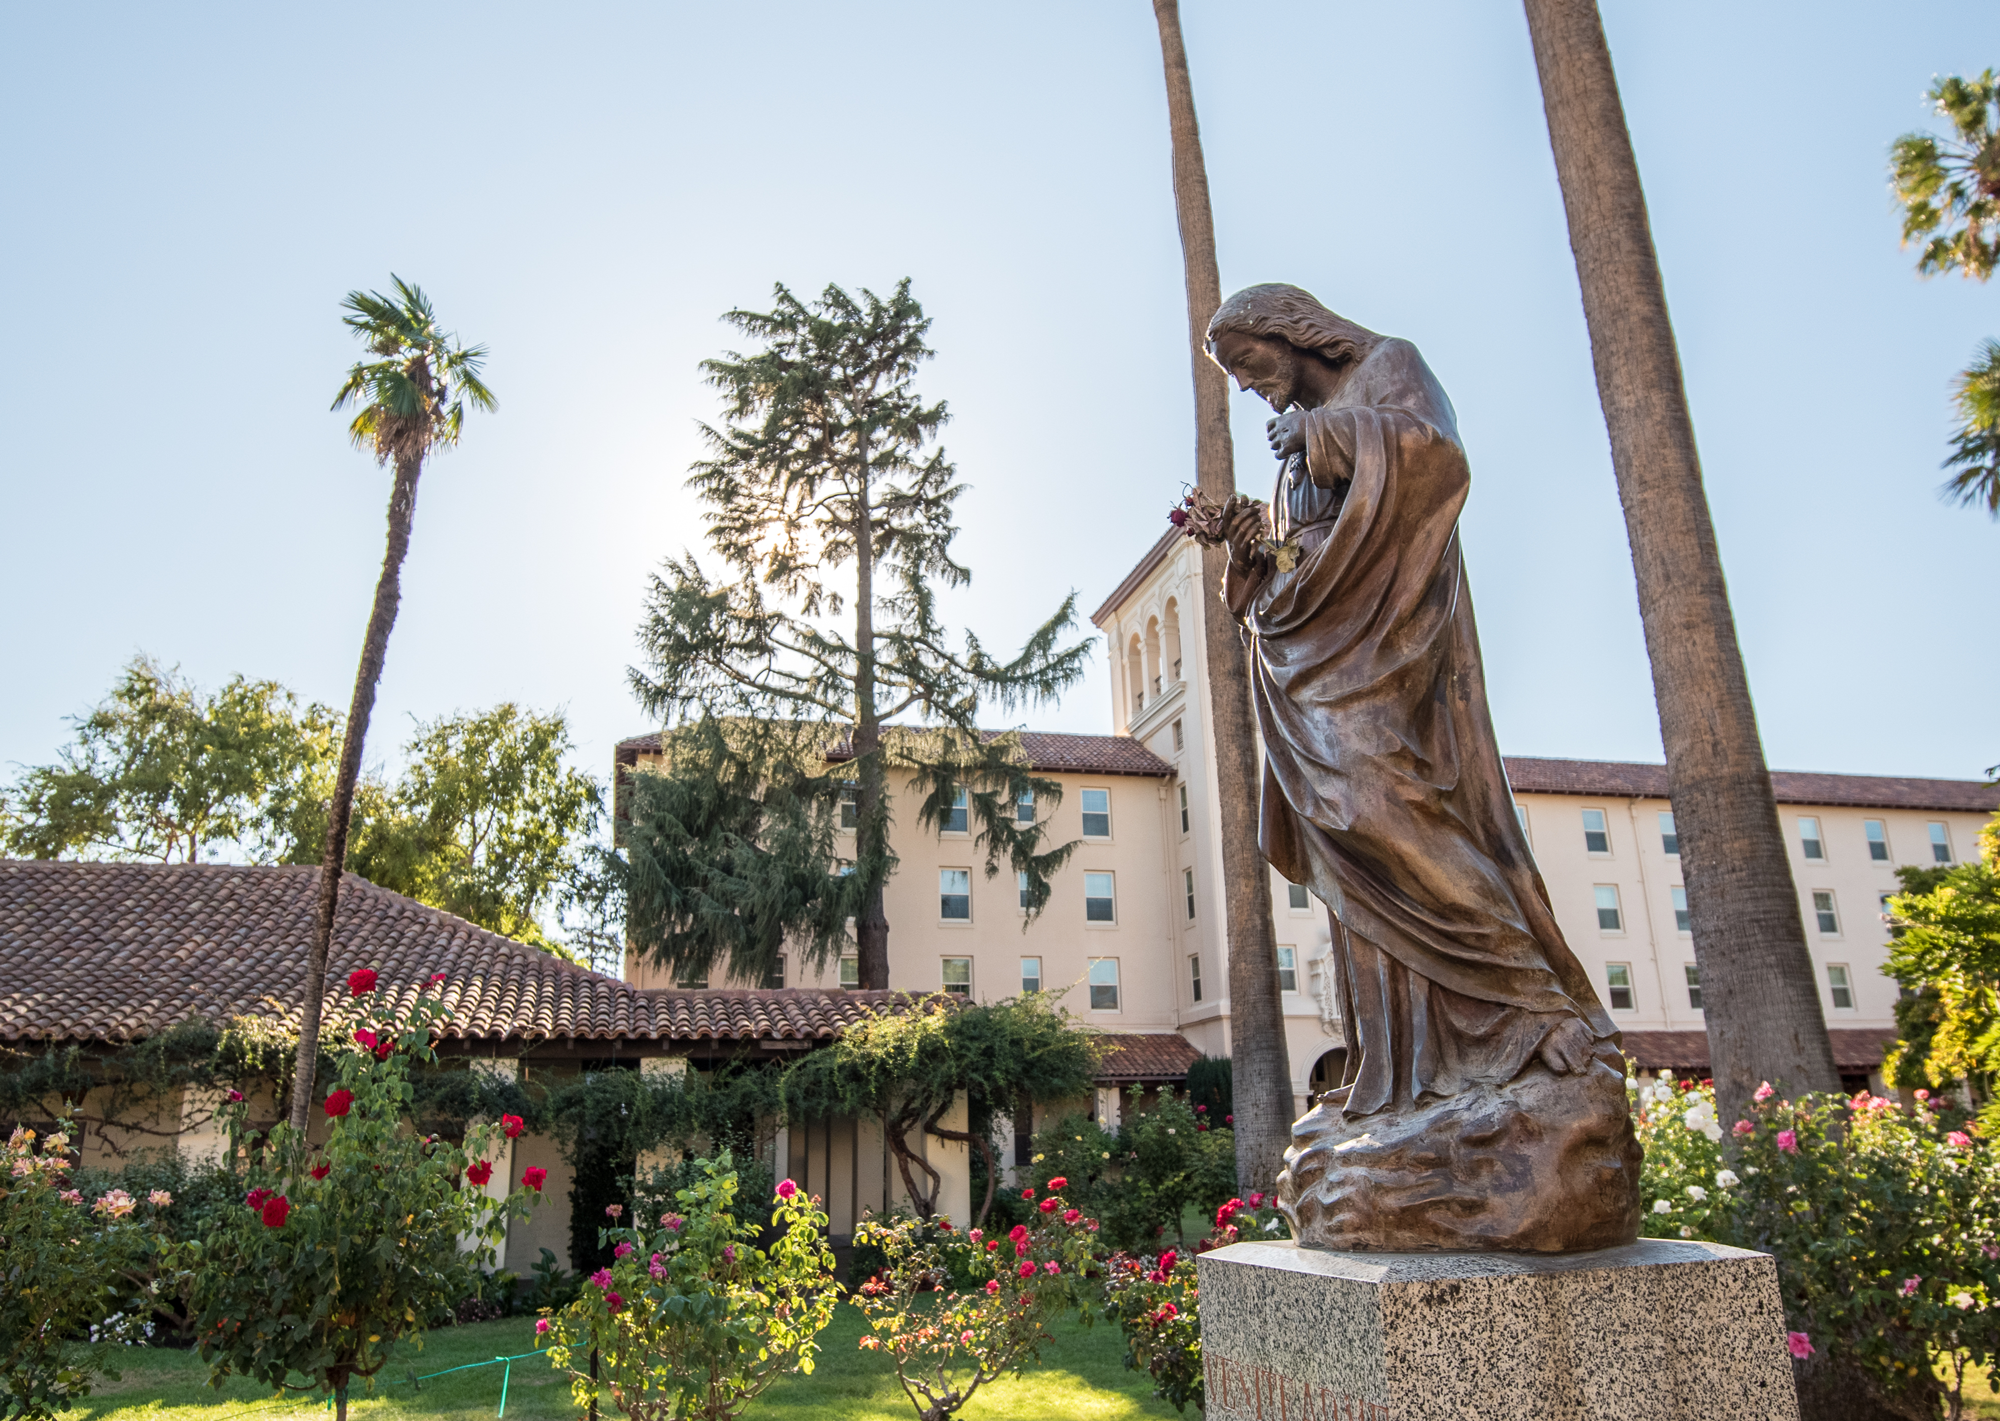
left=626, top=281, right=1089, bottom=990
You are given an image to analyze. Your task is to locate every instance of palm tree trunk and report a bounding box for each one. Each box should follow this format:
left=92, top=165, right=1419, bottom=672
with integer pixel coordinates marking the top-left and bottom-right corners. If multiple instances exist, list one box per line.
left=287, top=452, right=423, bottom=1131
left=1149, top=0, right=1293, bottom=1187
left=1521, top=0, right=1838, bottom=1129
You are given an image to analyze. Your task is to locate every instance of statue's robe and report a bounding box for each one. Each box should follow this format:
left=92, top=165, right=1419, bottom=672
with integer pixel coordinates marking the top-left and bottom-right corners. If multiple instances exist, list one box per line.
left=1231, top=337, right=1618, bottom=1119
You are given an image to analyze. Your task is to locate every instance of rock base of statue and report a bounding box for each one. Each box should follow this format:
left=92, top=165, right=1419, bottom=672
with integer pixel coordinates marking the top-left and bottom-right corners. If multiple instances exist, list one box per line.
left=1278, top=1053, right=1642, bottom=1252
left=1197, top=1238, right=1799, bottom=1421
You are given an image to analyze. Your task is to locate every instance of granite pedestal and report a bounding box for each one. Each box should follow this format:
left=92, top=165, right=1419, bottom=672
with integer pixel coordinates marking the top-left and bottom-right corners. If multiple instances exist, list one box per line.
left=1197, top=1239, right=1799, bottom=1421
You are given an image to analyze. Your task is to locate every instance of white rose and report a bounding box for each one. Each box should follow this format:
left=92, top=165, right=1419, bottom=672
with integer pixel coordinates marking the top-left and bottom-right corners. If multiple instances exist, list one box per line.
left=1954, top=1292, right=1977, bottom=1311
left=1685, top=1185, right=1708, bottom=1203
left=1715, top=1170, right=1740, bottom=1188
left=1653, top=1199, right=1673, bottom=1214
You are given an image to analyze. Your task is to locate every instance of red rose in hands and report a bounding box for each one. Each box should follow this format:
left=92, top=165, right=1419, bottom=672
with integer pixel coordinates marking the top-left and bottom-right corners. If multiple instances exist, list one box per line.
left=323, top=1089, right=354, bottom=1118
left=501, top=1114, right=525, bottom=1139
left=466, top=1159, right=494, bottom=1187
left=523, top=1166, right=548, bottom=1192
left=261, top=1195, right=290, bottom=1227
left=347, top=969, right=377, bottom=997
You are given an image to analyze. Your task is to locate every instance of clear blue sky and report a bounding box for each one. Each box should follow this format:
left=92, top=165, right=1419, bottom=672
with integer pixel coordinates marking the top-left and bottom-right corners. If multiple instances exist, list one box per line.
left=2, top=1, right=1994, bottom=797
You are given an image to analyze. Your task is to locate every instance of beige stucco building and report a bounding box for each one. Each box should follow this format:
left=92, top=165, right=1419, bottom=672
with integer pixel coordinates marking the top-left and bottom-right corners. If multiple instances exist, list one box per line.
left=628, top=528, right=1997, bottom=1113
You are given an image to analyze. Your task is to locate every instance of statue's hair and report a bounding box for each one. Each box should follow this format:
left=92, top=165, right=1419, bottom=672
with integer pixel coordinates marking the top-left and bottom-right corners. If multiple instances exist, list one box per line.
left=1205, top=284, right=1384, bottom=367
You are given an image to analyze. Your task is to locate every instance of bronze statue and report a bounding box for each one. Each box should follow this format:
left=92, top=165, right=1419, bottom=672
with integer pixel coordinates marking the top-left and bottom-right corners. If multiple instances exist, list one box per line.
left=1204, top=284, right=1641, bottom=1253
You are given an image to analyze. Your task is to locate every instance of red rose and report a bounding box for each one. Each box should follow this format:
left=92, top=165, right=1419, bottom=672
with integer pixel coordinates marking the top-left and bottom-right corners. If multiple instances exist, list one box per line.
left=466, top=1159, right=494, bottom=1188
left=501, top=1114, right=525, bottom=1139
left=1018, top=1261, right=1037, bottom=1278
left=261, top=1195, right=290, bottom=1228
left=1197, top=1122, right=1208, bottom=1131
left=430, top=972, right=446, bottom=984
left=374, top=1041, right=394, bottom=1061
left=1047, top=1176, right=1068, bottom=1190
left=323, top=1089, right=354, bottom=1118
left=309, top=1163, right=331, bottom=1181
left=605, top=1291, right=624, bottom=1312
left=1063, top=1208, right=1082, bottom=1224
left=353, top=1029, right=377, bottom=1049
left=523, top=1166, right=548, bottom=1193
left=245, top=1188, right=271, bottom=1210
left=1159, top=1249, right=1178, bottom=1273
left=985, top=1239, right=1000, bottom=1251
left=1009, top=1224, right=1029, bottom=1243
left=1224, top=1114, right=1233, bottom=1124
left=1021, top=1187, right=1035, bottom=1200
left=1039, top=1198, right=1059, bottom=1213
left=227, top=1088, right=245, bottom=1103
left=347, top=968, right=378, bottom=997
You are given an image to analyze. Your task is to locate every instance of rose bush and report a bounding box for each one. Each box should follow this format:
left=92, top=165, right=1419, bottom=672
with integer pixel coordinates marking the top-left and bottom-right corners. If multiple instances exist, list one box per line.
left=1028, top=1088, right=1239, bottom=1251
left=187, top=971, right=540, bottom=1421
left=852, top=1178, right=1103, bottom=1420
left=538, top=1155, right=836, bottom=1421
left=1, top=1119, right=168, bottom=1421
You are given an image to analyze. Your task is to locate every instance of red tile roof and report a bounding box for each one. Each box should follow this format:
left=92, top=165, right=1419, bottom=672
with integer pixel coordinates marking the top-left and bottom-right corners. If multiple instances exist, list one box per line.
left=1621, top=1028, right=1896, bottom=1074
left=1095, top=1031, right=1201, bottom=1081
left=1504, top=758, right=1997, bottom=815
left=0, top=861, right=900, bottom=1048
left=616, top=729, right=1172, bottom=779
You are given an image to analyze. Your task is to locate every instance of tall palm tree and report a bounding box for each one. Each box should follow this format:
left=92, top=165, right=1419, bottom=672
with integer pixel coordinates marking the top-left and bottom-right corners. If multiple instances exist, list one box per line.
left=1519, top=0, right=1838, bottom=1130
left=286, top=278, right=496, bottom=1132
left=1149, top=0, right=1293, bottom=1186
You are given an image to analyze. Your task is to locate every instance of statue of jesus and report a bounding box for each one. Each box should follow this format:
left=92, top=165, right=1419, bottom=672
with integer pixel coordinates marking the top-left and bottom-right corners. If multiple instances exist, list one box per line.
left=1204, top=283, right=1641, bottom=1253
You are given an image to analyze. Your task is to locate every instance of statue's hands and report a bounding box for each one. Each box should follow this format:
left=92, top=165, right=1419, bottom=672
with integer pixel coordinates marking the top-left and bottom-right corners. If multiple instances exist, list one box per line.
left=1221, top=495, right=1269, bottom=570
left=1267, top=410, right=1308, bottom=460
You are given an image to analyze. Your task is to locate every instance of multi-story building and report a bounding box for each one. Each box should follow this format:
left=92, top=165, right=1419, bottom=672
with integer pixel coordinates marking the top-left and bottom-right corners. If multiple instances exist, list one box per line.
left=623, top=529, right=1997, bottom=1112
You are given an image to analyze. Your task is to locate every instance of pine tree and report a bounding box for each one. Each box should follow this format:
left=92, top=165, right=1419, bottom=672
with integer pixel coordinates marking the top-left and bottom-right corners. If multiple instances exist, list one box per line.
left=626, top=281, right=1090, bottom=990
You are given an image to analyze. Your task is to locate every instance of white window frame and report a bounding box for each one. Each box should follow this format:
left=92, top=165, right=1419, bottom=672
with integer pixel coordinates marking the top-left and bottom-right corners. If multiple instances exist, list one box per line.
left=1277, top=945, right=1298, bottom=993
left=1826, top=963, right=1855, bottom=1011
left=1864, top=818, right=1889, bottom=862
left=941, top=786, right=970, bottom=836
left=939, top=867, right=972, bottom=923
left=1811, top=890, right=1840, bottom=937
left=1671, top=885, right=1691, bottom=934
left=1084, top=870, right=1117, bottom=925
left=1930, top=821, right=1954, bottom=864
left=1287, top=881, right=1311, bottom=914
left=1658, top=811, right=1678, bottom=856
left=1020, top=956, right=1042, bottom=995
left=1177, top=783, right=1190, bottom=836
left=1015, top=790, right=1035, bottom=826
left=838, top=956, right=858, bottom=989
left=1087, top=956, right=1121, bottom=1012
left=1798, top=816, right=1825, bottom=862
left=1605, top=962, right=1636, bottom=1012
left=1080, top=787, right=1113, bottom=840
left=838, top=783, right=858, bottom=831
left=1593, top=884, right=1624, bottom=934
left=1683, top=963, right=1702, bottom=1011
left=1183, top=867, right=1196, bottom=921
left=1189, top=953, right=1202, bottom=1003
left=1582, top=807, right=1612, bottom=856
left=941, top=956, right=973, bottom=998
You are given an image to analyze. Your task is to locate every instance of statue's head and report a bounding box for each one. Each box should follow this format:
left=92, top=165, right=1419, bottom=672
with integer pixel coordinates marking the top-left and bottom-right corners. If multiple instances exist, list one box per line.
left=1205, top=284, right=1383, bottom=412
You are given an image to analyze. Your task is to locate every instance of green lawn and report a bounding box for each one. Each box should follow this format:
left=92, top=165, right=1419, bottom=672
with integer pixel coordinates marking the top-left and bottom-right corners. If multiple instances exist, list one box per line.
left=73, top=1305, right=1182, bottom=1421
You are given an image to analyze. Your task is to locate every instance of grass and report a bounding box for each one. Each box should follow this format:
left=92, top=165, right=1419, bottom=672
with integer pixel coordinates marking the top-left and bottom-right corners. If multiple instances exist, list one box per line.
left=71, top=1305, right=1182, bottom=1421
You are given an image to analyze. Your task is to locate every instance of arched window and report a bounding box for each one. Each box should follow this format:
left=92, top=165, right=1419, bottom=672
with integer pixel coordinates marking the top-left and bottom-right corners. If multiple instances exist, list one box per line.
left=1144, top=616, right=1162, bottom=697
left=1127, top=634, right=1146, bottom=714
left=1162, top=598, right=1183, bottom=684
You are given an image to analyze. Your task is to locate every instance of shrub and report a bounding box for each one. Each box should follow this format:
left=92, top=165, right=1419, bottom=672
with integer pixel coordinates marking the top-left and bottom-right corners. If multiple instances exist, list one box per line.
left=0, top=1119, right=166, bottom=1421
left=539, top=1155, right=836, bottom=1421
left=187, top=972, right=541, bottom=1421
left=631, top=1152, right=774, bottom=1237
left=852, top=1176, right=1103, bottom=1420
left=1633, top=1072, right=2000, bottom=1419
left=1030, top=1090, right=1238, bottom=1251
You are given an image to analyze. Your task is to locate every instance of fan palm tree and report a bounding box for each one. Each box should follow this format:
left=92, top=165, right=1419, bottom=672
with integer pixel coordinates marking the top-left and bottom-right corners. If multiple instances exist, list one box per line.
left=1520, top=0, right=1838, bottom=1133
left=286, top=278, right=496, bottom=1132
left=1149, top=0, right=1293, bottom=1187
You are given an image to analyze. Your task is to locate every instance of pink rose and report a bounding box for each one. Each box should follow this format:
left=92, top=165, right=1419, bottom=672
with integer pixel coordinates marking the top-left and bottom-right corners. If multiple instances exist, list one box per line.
left=1016, top=1241, right=1030, bottom=1258
left=1248, top=1192, right=1265, bottom=1208
left=1949, top=1131, right=1974, bottom=1150
left=590, top=1269, right=614, bottom=1289
left=960, top=1330, right=975, bottom=1345
left=1776, top=1130, right=1799, bottom=1154
left=985, top=1279, right=1000, bottom=1295
left=1733, top=1120, right=1755, bottom=1138
left=614, top=1241, right=634, bottom=1259
left=1787, top=1332, right=1813, bottom=1360
left=536, top=1319, right=551, bottom=1335
left=1900, top=1276, right=1922, bottom=1298
left=776, top=1178, right=797, bottom=1200
left=605, top=1204, right=623, bottom=1220
left=1044, top=1261, right=1061, bottom=1275
left=1753, top=1082, right=1775, bottom=1103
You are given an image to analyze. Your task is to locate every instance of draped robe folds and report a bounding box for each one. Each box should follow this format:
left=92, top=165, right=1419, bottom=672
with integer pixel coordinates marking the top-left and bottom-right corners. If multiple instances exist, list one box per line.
left=1232, top=337, right=1618, bottom=1119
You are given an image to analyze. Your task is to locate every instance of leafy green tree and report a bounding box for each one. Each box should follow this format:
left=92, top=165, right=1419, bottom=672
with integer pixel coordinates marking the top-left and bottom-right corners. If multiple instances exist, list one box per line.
left=1892, top=71, right=2000, bottom=517
left=347, top=704, right=603, bottom=954
left=0, top=656, right=338, bottom=864
left=1882, top=813, right=2000, bottom=1117
left=626, top=281, right=1090, bottom=990
left=290, top=277, right=494, bottom=1134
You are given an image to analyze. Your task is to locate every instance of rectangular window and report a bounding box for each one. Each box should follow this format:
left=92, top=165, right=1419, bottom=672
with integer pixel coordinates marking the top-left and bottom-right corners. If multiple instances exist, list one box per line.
left=1582, top=808, right=1610, bottom=855
left=676, top=974, right=709, bottom=990
left=1020, top=956, right=1042, bottom=994
left=1516, top=804, right=1531, bottom=842
left=1606, top=964, right=1635, bottom=1011
left=1084, top=871, right=1116, bottom=923
left=1659, top=811, right=1679, bottom=856
left=1864, top=818, right=1889, bottom=861
left=838, top=957, right=858, bottom=989
left=1812, top=890, right=1839, bottom=935
left=1172, top=718, right=1184, bottom=752
left=1088, top=957, right=1120, bottom=1011
left=1684, top=964, right=1702, bottom=1011
left=1189, top=953, right=1202, bottom=1003
left=1184, top=868, right=1196, bottom=921
left=1081, top=788, right=1111, bottom=838
left=1671, top=885, right=1691, bottom=934
left=1178, top=783, right=1190, bottom=835
left=763, top=956, right=786, bottom=990
left=942, top=787, right=968, bottom=835
left=1017, top=870, right=1030, bottom=911
left=1277, top=946, right=1298, bottom=993
left=1016, top=791, right=1035, bottom=826
left=1798, top=816, right=1825, bottom=861
left=1594, top=884, right=1623, bottom=932
left=941, top=957, right=972, bottom=998
left=1827, top=964, right=1854, bottom=1011
left=940, top=868, right=971, bottom=921
left=1287, top=882, right=1310, bottom=912
left=839, top=784, right=858, bottom=830
left=1931, top=821, right=1953, bottom=864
